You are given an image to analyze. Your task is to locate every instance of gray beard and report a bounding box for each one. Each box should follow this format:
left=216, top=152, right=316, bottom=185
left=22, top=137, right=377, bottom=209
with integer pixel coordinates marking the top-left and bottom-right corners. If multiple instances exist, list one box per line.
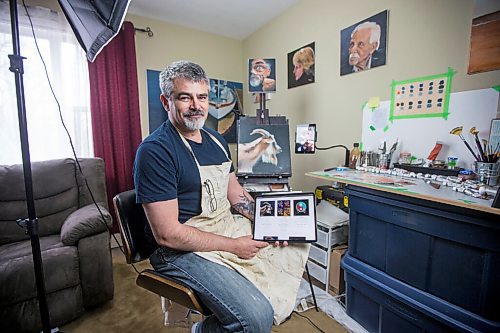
left=184, top=117, right=205, bottom=131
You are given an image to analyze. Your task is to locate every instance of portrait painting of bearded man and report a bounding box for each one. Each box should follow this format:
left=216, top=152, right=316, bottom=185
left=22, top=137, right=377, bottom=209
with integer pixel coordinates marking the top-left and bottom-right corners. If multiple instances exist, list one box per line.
left=340, top=10, right=388, bottom=76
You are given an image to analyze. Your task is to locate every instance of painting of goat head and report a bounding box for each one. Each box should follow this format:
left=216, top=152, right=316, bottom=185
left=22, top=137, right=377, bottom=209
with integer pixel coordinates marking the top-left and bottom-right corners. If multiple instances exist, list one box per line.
left=237, top=118, right=291, bottom=176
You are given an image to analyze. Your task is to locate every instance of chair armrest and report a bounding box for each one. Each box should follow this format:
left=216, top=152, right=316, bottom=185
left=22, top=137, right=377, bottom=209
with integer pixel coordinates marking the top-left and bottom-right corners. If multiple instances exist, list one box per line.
left=61, top=203, right=112, bottom=245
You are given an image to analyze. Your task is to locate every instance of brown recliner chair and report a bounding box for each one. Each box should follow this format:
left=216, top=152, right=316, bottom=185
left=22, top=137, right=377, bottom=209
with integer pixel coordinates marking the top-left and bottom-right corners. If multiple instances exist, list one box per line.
left=113, top=190, right=211, bottom=322
left=0, top=158, right=114, bottom=333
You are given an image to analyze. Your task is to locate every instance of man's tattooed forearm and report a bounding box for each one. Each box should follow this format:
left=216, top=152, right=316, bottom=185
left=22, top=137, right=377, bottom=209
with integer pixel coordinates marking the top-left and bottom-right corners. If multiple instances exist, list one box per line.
left=232, top=192, right=255, bottom=220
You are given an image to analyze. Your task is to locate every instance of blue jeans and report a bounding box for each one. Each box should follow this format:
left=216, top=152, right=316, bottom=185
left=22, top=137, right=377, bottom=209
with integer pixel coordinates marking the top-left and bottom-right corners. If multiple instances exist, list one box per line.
left=150, top=247, right=274, bottom=333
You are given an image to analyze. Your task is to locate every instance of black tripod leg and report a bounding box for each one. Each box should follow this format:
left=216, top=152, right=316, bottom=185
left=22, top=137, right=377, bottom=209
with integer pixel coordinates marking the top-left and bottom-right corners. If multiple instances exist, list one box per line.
left=305, top=263, right=319, bottom=311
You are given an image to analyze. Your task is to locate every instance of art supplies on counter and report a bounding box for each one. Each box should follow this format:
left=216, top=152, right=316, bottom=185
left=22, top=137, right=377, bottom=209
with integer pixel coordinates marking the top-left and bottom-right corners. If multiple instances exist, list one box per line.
left=450, top=126, right=499, bottom=163
left=353, top=165, right=498, bottom=201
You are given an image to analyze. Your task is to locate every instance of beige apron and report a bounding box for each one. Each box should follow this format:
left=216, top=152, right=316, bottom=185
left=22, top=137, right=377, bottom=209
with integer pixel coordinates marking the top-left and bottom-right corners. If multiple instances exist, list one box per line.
left=177, top=129, right=310, bottom=324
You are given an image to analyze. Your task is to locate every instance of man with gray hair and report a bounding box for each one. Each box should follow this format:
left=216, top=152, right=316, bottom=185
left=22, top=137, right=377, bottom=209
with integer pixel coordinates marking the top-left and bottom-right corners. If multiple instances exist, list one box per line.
left=134, top=61, right=309, bottom=332
left=348, top=21, right=382, bottom=72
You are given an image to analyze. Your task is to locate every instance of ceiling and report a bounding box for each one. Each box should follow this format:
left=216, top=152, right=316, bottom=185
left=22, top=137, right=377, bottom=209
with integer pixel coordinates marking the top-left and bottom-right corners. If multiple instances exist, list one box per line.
left=127, top=0, right=300, bottom=40
left=127, top=0, right=500, bottom=39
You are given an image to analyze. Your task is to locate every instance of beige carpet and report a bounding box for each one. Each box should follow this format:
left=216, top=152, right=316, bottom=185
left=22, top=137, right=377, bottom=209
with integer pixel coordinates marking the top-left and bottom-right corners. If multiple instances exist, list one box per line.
left=61, top=248, right=347, bottom=333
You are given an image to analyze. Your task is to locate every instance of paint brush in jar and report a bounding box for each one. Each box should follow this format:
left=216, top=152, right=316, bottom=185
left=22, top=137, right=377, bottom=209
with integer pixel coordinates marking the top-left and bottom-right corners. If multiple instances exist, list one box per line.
left=469, top=127, right=486, bottom=162
left=450, top=126, right=480, bottom=161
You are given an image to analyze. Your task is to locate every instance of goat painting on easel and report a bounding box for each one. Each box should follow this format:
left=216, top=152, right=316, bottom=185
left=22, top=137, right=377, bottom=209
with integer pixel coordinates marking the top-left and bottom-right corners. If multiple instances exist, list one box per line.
left=237, top=117, right=291, bottom=176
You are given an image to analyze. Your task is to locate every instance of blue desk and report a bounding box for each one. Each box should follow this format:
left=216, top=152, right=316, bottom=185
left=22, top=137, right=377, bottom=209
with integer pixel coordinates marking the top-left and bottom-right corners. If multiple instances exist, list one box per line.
left=306, top=170, right=499, bottom=332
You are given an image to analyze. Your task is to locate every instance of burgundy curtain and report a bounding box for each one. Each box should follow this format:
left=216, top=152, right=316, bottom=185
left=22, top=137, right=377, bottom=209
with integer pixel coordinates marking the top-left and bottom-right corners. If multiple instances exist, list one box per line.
left=88, top=21, right=142, bottom=230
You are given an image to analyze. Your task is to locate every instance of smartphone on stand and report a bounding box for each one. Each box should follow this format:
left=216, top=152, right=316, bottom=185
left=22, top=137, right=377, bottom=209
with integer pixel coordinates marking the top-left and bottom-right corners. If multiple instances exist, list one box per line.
left=295, top=124, right=316, bottom=154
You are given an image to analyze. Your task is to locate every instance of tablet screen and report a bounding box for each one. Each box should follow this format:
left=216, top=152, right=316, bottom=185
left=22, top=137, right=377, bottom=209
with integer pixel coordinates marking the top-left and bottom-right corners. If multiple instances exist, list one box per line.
left=295, top=124, right=316, bottom=154
left=253, top=192, right=317, bottom=242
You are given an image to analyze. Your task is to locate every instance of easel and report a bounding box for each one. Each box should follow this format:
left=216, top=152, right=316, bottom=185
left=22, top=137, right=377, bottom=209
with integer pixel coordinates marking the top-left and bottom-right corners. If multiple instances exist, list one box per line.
left=256, top=92, right=269, bottom=125
left=238, top=92, right=319, bottom=311
left=237, top=95, right=290, bottom=195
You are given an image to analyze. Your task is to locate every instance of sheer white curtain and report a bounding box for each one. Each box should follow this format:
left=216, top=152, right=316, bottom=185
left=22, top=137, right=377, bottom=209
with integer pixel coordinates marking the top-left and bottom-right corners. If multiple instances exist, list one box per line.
left=0, top=1, right=92, bottom=165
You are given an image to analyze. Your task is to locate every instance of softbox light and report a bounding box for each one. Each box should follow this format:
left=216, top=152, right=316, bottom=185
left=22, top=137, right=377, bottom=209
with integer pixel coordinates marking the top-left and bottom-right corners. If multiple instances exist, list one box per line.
left=58, top=0, right=131, bottom=62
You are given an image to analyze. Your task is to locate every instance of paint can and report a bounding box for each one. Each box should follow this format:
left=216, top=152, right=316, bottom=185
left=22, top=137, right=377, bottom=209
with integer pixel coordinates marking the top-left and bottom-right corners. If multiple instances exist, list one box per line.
left=474, top=161, right=500, bottom=186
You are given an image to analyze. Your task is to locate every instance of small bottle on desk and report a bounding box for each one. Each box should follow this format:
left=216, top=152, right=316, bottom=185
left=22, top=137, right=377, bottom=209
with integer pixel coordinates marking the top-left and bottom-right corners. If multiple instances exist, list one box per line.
left=349, top=143, right=361, bottom=169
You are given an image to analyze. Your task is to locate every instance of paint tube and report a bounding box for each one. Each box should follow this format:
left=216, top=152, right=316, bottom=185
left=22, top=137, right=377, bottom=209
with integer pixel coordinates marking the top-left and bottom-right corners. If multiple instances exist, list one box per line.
left=422, top=141, right=443, bottom=167
left=426, top=142, right=443, bottom=161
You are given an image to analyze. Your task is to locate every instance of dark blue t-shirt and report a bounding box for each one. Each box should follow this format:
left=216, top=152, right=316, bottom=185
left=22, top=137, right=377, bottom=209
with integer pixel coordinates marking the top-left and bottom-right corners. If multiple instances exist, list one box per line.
left=134, top=120, right=234, bottom=223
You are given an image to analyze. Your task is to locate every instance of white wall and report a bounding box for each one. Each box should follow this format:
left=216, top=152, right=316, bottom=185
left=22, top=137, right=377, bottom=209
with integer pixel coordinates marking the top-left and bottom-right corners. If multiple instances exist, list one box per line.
left=242, top=0, right=500, bottom=191
left=36, top=0, right=499, bottom=191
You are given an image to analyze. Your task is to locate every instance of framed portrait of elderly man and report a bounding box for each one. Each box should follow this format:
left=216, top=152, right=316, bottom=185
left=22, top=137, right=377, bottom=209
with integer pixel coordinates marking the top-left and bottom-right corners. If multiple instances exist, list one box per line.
left=340, top=10, right=388, bottom=76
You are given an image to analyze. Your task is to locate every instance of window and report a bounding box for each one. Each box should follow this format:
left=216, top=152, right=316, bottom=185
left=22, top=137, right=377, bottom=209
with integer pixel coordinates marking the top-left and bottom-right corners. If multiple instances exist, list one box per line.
left=0, top=1, right=92, bottom=165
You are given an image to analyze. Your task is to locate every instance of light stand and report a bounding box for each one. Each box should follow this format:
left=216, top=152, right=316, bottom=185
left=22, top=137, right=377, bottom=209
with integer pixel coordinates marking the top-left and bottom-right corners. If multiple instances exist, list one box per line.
left=8, top=0, right=51, bottom=332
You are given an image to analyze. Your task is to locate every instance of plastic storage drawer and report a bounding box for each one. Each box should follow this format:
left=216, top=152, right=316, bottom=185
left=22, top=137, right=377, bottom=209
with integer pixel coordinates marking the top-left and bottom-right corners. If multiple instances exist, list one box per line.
left=342, top=254, right=500, bottom=333
left=315, top=227, right=329, bottom=249
left=346, top=186, right=500, bottom=322
left=307, top=259, right=327, bottom=284
left=309, top=244, right=328, bottom=266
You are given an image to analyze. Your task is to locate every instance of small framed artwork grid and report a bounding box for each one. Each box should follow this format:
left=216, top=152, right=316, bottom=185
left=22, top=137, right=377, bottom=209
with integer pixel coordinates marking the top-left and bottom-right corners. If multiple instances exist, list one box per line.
left=389, top=68, right=455, bottom=121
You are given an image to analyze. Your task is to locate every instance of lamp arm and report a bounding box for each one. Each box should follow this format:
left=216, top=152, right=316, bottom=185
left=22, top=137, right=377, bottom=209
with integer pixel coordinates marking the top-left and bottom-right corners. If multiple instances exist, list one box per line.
left=315, top=144, right=350, bottom=167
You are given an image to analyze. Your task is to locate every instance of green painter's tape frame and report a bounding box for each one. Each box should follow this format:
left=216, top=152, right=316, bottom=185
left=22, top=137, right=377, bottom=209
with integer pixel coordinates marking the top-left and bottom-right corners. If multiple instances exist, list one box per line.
left=389, top=67, right=455, bottom=122
left=361, top=101, right=368, bottom=111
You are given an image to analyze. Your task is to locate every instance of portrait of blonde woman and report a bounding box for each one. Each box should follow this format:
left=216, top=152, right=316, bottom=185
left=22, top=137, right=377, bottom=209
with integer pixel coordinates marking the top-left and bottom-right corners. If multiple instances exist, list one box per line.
left=288, top=42, right=315, bottom=88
